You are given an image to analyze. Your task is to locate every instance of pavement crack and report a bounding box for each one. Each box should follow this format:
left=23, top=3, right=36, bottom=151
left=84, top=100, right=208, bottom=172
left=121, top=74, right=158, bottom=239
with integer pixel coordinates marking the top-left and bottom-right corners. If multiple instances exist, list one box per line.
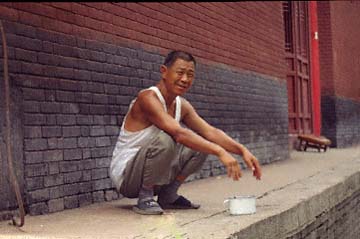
left=161, top=233, right=187, bottom=239
left=179, top=210, right=226, bottom=227
left=132, top=235, right=143, bottom=239
left=133, top=233, right=150, bottom=239
left=256, top=171, right=322, bottom=199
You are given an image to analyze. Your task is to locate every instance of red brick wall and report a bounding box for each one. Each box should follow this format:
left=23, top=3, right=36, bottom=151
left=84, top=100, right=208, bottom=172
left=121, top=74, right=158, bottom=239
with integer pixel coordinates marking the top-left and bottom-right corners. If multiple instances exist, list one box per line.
left=318, top=1, right=360, bottom=101
left=0, top=2, right=286, bottom=81
left=330, top=1, right=360, bottom=102
left=317, top=1, right=335, bottom=96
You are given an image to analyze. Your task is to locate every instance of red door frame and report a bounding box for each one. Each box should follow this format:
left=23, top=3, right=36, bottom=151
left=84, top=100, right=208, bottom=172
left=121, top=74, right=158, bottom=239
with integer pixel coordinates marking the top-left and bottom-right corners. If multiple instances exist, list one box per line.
left=309, top=1, right=321, bottom=136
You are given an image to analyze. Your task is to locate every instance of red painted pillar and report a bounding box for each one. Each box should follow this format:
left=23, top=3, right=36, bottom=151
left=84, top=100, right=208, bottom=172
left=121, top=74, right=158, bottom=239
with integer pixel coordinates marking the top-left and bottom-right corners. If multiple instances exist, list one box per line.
left=310, top=1, right=321, bottom=136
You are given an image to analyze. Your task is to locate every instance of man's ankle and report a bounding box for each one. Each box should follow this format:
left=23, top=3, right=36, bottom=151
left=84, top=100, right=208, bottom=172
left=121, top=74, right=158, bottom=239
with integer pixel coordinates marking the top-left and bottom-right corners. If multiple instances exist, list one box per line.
left=138, top=185, right=154, bottom=202
left=158, top=180, right=182, bottom=204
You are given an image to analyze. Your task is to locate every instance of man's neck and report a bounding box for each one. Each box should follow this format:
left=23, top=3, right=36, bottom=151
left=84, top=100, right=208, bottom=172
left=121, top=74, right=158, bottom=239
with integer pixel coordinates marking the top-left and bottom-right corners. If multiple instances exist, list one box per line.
left=155, top=83, right=177, bottom=107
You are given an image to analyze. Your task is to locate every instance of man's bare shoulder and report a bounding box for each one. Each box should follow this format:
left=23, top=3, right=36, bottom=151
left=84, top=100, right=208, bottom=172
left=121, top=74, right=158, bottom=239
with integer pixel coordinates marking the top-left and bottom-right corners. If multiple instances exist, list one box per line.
left=180, top=97, right=193, bottom=109
left=136, top=89, right=158, bottom=104
left=125, top=89, right=162, bottom=131
left=138, top=88, right=157, bottom=98
left=135, top=89, right=164, bottom=113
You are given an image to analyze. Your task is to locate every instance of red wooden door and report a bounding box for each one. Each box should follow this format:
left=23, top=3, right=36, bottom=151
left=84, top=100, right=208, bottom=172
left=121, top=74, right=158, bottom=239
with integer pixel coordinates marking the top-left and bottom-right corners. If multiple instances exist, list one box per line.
left=283, top=1, right=312, bottom=134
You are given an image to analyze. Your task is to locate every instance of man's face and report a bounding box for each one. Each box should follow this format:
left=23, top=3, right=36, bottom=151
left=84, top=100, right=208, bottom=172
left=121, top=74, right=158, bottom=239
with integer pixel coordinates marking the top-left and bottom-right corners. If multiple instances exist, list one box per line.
left=161, top=59, right=195, bottom=95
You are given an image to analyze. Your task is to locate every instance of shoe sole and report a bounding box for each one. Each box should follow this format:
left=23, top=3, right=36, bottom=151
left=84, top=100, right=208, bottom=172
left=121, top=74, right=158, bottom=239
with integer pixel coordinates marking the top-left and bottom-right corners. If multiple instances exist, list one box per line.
left=132, top=206, right=164, bottom=215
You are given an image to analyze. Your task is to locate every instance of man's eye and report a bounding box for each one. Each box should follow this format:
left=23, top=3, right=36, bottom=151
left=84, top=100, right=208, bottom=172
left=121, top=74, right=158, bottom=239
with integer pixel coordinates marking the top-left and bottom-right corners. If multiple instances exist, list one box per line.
left=177, top=71, right=184, bottom=75
left=187, top=73, right=194, bottom=78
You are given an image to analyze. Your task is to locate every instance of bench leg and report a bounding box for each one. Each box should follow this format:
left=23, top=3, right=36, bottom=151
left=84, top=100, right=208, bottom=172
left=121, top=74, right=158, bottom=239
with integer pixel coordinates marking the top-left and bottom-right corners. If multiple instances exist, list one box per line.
left=299, top=139, right=304, bottom=151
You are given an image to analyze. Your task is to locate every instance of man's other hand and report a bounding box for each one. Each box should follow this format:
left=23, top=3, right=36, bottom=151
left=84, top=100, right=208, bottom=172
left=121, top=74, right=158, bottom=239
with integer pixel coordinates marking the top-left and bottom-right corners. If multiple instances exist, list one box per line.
left=218, top=151, right=242, bottom=181
left=242, top=150, right=262, bottom=180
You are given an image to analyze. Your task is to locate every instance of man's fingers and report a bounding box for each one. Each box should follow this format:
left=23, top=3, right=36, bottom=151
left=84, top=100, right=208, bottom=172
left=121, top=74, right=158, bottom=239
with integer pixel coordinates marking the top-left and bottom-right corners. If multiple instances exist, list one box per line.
left=248, top=157, right=262, bottom=180
left=226, top=161, right=245, bottom=181
left=254, top=168, right=261, bottom=180
left=237, top=165, right=242, bottom=178
left=254, top=163, right=262, bottom=179
left=227, top=165, right=232, bottom=178
left=254, top=162, right=261, bottom=172
left=233, top=168, right=238, bottom=180
left=232, top=163, right=238, bottom=180
left=233, top=171, right=239, bottom=181
left=257, top=170, right=262, bottom=180
left=233, top=164, right=241, bottom=180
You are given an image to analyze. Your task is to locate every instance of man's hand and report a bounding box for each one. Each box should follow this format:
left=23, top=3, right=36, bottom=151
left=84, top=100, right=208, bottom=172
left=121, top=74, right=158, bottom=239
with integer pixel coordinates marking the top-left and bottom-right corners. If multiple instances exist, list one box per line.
left=218, top=150, right=242, bottom=181
left=242, top=149, right=262, bottom=180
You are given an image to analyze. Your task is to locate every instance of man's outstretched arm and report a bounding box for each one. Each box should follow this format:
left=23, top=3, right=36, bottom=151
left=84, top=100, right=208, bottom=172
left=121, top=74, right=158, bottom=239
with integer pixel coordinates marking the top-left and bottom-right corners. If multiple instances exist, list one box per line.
left=181, top=98, right=262, bottom=180
left=137, top=91, right=242, bottom=181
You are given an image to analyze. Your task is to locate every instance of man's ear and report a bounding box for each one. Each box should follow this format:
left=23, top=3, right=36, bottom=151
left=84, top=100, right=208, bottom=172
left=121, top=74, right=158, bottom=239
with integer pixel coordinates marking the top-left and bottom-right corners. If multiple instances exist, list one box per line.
left=160, top=65, right=167, bottom=75
left=160, top=65, right=168, bottom=81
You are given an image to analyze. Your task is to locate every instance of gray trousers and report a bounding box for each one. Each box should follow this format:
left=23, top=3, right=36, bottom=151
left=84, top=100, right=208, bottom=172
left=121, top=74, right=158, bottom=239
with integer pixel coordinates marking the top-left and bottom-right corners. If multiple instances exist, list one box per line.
left=120, top=131, right=207, bottom=198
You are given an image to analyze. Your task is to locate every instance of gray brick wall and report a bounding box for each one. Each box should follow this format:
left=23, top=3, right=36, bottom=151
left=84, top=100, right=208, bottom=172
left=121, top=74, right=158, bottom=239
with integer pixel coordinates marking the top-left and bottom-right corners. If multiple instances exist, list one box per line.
left=287, top=189, right=360, bottom=239
left=321, top=96, right=360, bottom=147
left=1, top=20, right=289, bottom=216
left=335, top=97, right=360, bottom=147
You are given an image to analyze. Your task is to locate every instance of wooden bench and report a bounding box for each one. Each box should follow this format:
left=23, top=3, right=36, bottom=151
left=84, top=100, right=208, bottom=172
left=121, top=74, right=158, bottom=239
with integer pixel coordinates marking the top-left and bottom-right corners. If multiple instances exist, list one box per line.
left=298, top=134, right=331, bottom=152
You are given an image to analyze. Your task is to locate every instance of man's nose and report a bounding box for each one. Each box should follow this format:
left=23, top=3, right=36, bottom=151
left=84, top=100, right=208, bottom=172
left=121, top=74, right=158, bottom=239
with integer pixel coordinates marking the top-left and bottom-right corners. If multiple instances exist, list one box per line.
left=180, top=74, right=189, bottom=82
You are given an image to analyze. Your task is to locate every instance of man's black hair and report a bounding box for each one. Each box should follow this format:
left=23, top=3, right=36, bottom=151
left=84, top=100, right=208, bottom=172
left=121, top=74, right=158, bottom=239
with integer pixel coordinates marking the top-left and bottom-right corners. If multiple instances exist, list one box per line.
left=163, top=50, right=196, bottom=67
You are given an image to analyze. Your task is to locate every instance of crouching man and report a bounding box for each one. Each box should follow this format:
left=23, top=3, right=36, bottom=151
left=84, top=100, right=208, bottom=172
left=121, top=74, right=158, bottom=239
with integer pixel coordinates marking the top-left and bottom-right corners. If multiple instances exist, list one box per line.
left=109, top=50, right=262, bottom=215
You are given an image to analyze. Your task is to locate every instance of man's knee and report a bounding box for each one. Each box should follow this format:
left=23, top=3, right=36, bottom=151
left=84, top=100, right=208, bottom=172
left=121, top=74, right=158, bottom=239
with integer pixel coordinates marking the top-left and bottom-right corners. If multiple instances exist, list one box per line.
left=198, top=151, right=208, bottom=164
left=157, top=131, right=176, bottom=148
left=179, top=148, right=208, bottom=177
left=146, top=131, right=176, bottom=159
left=190, top=151, right=207, bottom=169
left=181, top=147, right=207, bottom=164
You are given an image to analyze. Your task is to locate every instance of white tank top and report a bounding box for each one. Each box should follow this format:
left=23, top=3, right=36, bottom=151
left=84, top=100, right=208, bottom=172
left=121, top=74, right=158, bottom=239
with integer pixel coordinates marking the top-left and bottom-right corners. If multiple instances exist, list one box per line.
left=109, top=86, right=182, bottom=190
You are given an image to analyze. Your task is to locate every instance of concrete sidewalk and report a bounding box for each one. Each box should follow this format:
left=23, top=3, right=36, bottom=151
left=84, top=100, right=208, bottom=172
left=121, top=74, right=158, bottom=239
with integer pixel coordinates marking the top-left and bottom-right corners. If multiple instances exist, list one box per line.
left=0, top=146, right=359, bottom=239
